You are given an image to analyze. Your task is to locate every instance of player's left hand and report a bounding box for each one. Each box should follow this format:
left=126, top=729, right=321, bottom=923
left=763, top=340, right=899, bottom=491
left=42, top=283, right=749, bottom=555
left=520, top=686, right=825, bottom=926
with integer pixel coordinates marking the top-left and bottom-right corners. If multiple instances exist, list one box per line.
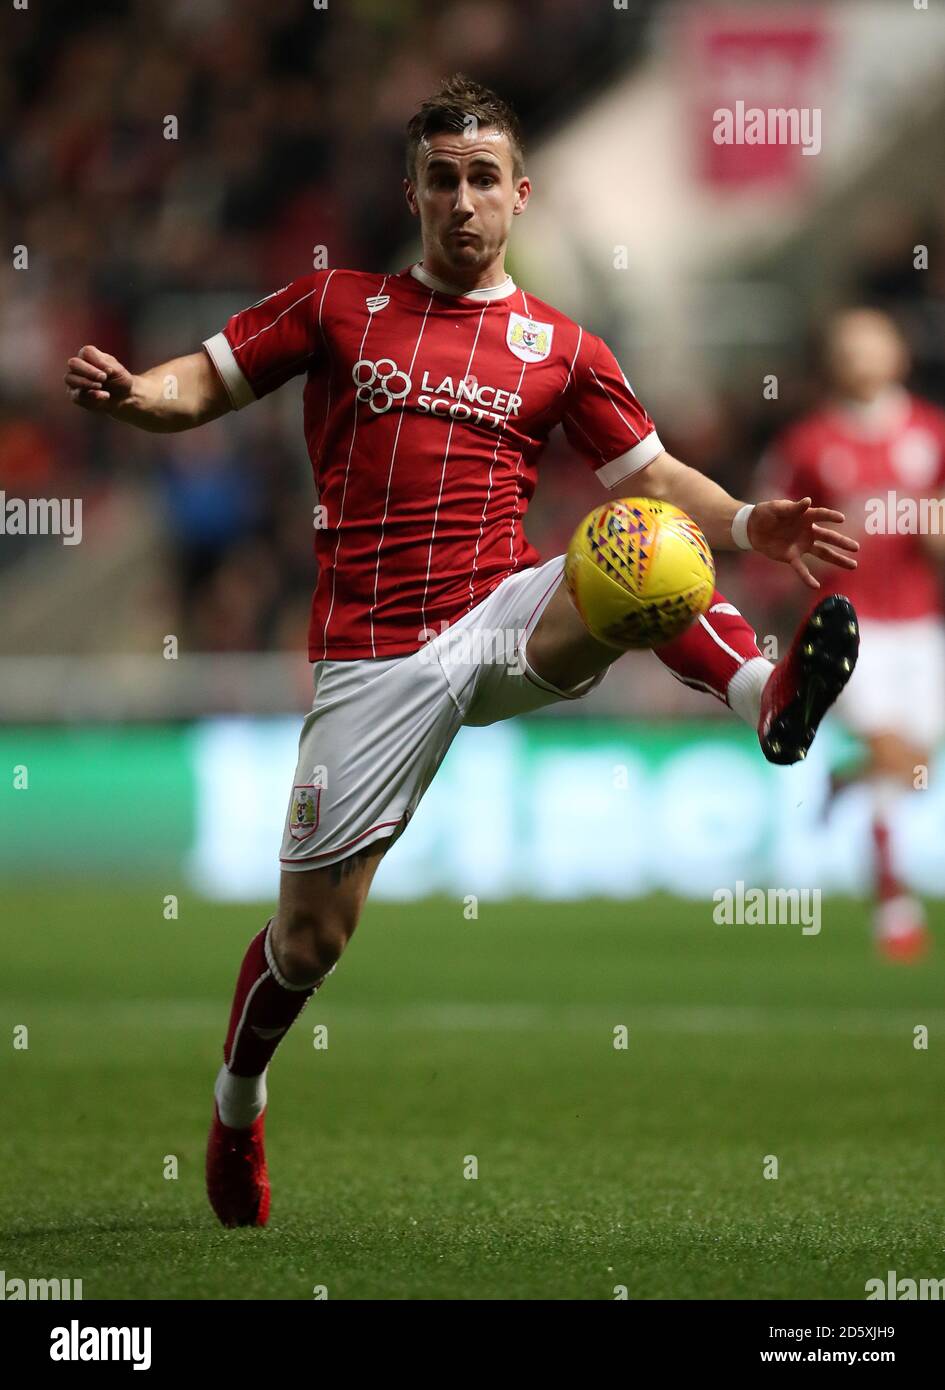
left=747, top=497, right=859, bottom=590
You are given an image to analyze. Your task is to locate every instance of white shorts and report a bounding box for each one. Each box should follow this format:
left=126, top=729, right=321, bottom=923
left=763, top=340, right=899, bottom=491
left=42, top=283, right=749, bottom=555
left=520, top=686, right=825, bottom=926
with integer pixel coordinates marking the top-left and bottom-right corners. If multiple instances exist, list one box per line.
left=835, top=615, right=945, bottom=747
left=280, top=555, right=606, bottom=870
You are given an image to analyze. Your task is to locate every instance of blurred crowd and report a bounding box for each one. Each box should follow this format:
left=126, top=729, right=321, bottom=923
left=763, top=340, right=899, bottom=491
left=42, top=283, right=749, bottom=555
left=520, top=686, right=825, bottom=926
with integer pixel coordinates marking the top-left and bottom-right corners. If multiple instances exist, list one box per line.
left=3, top=1, right=945, bottom=655
left=1, top=0, right=638, bottom=650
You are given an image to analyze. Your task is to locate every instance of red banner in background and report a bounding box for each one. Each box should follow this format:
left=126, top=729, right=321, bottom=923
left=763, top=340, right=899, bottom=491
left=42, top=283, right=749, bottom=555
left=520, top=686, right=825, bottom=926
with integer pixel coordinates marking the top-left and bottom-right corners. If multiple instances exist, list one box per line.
left=683, top=7, right=831, bottom=190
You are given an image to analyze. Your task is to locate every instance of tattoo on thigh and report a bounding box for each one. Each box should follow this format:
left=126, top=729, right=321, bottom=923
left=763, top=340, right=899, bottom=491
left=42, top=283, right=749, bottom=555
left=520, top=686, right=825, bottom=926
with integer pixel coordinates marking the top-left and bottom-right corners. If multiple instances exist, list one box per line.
left=328, top=841, right=385, bottom=887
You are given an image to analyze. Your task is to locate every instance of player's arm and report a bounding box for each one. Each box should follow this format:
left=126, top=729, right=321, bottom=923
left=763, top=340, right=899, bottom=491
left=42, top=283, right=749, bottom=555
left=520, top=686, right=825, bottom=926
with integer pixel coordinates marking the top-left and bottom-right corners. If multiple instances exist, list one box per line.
left=637, top=449, right=859, bottom=590
left=917, top=445, right=945, bottom=560
left=65, top=345, right=230, bottom=432
left=562, top=330, right=858, bottom=588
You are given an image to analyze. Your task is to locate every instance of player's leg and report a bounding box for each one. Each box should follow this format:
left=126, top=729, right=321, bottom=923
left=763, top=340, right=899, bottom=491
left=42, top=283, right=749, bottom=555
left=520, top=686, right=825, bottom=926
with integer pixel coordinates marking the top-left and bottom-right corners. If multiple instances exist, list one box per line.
left=207, top=847, right=386, bottom=1228
left=207, top=649, right=465, bottom=1227
left=522, top=575, right=624, bottom=689
left=217, top=848, right=386, bottom=1126
left=826, top=616, right=942, bottom=959
left=653, top=589, right=859, bottom=763
left=864, top=730, right=930, bottom=960
left=527, top=578, right=859, bottom=763
left=271, top=844, right=386, bottom=985
left=649, top=593, right=771, bottom=718
left=457, top=555, right=769, bottom=728
left=527, top=578, right=775, bottom=719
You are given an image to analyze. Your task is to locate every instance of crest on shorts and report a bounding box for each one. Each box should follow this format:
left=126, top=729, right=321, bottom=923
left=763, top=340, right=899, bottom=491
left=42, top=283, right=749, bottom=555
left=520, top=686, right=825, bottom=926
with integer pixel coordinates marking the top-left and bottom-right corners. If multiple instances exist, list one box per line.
left=506, top=311, right=553, bottom=363
left=289, top=785, right=320, bottom=841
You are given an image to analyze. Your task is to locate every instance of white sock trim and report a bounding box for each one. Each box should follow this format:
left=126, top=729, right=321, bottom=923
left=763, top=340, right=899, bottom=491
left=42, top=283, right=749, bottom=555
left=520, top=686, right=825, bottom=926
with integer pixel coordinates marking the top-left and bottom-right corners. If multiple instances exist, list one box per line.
left=215, top=1063, right=267, bottom=1129
left=875, top=895, right=926, bottom=939
left=727, top=656, right=773, bottom=729
left=872, top=776, right=906, bottom=817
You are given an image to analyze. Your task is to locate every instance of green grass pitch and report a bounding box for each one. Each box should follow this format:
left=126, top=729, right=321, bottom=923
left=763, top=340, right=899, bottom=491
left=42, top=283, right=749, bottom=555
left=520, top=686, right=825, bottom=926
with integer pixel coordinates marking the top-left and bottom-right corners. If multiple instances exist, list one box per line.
left=2, top=886, right=944, bottom=1300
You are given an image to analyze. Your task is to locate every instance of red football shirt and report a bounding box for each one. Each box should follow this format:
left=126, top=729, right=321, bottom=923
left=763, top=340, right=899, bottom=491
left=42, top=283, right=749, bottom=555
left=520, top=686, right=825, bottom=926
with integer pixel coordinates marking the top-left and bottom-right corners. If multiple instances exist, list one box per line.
left=765, top=388, right=945, bottom=621
left=203, top=263, right=663, bottom=658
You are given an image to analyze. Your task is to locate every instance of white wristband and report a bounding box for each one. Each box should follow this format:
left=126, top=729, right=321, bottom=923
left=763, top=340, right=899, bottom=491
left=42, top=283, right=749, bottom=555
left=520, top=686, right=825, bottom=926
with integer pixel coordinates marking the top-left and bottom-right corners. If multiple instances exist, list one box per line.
left=731, top=503, right=755, bottom=551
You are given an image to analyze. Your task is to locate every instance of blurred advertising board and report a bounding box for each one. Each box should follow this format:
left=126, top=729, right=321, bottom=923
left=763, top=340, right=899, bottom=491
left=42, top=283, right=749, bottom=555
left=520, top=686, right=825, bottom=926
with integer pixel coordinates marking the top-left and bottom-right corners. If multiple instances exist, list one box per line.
left=2, top=719, right=943, bottom=901
left=681, top=6, right=831, bottom=188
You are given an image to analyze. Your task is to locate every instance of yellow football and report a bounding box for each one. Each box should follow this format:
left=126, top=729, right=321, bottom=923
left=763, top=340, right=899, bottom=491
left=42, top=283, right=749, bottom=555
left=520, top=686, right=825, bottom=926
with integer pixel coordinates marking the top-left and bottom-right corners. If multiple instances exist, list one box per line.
left=564, top=497, right=715, bottom=648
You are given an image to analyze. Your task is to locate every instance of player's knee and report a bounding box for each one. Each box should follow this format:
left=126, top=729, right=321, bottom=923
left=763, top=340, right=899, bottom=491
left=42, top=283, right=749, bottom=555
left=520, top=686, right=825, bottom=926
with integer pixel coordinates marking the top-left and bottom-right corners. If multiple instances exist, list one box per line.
left=271, top=906, right=353, bottom=987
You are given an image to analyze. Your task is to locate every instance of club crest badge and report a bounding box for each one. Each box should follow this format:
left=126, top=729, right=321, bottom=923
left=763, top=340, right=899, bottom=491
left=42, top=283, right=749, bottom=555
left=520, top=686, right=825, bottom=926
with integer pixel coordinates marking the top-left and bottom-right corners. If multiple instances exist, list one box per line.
left=506, top=311, right=553, bottom=363
left=289, top=785, right=320, bottom=841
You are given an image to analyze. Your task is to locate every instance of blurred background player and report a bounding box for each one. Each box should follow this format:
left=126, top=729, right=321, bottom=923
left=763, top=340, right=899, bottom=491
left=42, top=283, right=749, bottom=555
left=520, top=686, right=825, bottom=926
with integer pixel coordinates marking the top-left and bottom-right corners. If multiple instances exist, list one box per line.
left=763, top=309, right=945, bottom=960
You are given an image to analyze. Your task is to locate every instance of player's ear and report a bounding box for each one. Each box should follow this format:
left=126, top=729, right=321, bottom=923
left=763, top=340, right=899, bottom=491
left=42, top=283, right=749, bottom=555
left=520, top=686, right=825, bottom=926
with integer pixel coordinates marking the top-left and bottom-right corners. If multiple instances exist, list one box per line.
left=512, top=176, right=531, bottom=217
left=404, top=178, right=419, bottom=216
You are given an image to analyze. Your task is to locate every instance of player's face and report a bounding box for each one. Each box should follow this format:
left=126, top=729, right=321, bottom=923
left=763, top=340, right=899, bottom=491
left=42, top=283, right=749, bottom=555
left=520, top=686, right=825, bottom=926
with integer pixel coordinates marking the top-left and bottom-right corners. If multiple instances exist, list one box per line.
left=405, top=129, right=529, bottom=279
left=826, top=312, right=909, bottom=401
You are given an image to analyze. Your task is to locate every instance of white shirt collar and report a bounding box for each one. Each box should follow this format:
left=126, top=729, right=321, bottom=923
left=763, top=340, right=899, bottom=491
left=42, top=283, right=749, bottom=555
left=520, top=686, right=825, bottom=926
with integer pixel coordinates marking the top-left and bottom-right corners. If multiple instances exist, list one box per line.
left=410, top=262, right=517, bottom=301
left=832, top=384, right=911, bottom=438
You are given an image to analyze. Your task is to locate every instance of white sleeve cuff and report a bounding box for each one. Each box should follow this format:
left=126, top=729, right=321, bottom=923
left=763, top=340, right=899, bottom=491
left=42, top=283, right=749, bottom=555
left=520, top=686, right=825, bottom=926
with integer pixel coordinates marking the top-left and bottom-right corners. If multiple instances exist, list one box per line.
left=202, top=332, right=256, bottom=410
left=596, top=432, right=664, bottom=490
left=731, top=503, right=755, bottom=551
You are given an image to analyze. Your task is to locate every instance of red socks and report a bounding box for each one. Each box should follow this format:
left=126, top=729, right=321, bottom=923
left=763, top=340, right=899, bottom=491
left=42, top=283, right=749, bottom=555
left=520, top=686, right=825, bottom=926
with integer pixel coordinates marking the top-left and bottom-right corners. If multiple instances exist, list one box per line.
left=223, top=922, right=318, bottom=1078
left=872, top=817, right=903, bottom=905
left=653, top=589, right=767, bottom=706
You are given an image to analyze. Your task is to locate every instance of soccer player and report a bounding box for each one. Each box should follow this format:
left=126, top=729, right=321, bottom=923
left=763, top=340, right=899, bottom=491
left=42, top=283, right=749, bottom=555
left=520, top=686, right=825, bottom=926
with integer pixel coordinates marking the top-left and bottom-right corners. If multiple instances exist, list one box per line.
left=763, top=308, right=945, bottom=961
left=65, top=75, right=860, bottom=1227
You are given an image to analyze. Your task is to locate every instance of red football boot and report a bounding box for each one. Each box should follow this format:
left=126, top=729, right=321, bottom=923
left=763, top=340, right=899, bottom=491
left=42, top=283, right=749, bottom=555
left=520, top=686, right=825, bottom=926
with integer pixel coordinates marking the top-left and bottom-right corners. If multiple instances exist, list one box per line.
left=206, top=1103, right=271, bottom=1228
left=759, top=594, right=860, bottom=765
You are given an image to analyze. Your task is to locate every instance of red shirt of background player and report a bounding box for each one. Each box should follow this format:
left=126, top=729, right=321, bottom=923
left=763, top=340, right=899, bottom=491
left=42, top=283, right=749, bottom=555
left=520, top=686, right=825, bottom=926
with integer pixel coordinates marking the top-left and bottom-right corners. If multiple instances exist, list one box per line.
left=765, top=387, right=945, bottom=622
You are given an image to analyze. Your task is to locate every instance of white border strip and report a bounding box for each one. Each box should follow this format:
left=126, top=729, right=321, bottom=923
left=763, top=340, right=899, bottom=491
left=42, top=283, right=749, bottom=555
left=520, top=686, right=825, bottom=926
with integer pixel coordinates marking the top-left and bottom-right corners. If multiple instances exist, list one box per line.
left=731, top=503, right=755, bottom=551
left=409, top=262, right=517, bottom=300
left=596, top=432, right=665, bottom=489
left=203, top=331, right=257, bottom=411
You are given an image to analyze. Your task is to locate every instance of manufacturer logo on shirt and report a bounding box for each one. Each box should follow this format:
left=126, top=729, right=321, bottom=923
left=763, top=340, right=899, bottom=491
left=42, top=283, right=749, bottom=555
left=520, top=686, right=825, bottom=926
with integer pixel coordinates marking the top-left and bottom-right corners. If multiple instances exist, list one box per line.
left=506, top=311, right=553, bottom=363
left=365, top=295, right=390, bottom=314
left=352, top=358, right=412, bottom=413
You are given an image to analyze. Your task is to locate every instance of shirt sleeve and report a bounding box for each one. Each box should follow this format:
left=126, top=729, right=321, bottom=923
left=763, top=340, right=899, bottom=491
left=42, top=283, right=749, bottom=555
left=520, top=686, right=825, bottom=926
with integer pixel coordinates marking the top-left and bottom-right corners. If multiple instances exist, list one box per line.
left=560, top=332, right=664, bottom=489
left=202, top=272, right=332, bottom=409
left=932, top=409, right=945, bottom=488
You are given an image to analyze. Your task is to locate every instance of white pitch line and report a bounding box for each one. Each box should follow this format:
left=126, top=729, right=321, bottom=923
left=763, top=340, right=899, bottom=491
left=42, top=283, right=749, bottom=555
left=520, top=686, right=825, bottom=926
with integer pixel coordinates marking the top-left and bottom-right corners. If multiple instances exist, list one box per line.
left=3, top=1000, right=942, bottom=1038
left=327, top=1004, right=945, bottom=1037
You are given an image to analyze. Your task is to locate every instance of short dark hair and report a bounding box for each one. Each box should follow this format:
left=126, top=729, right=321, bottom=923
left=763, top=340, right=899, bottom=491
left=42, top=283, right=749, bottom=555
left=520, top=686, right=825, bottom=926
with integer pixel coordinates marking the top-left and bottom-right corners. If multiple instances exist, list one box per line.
left=405, top=73, right=525, bottom=181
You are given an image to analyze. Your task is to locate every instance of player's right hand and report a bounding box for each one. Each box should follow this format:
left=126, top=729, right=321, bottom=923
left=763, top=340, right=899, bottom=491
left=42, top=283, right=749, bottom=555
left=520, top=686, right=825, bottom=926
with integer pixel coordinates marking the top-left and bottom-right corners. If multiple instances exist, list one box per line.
left=64, top=345, right=134, bottom=413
